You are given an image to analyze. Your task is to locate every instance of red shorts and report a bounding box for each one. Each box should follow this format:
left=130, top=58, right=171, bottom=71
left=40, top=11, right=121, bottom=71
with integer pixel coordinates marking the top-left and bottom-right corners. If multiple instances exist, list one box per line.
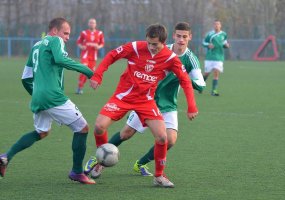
left=100, top=96, right=163, bottom=126
left=81, top=59, right=96, bottom=71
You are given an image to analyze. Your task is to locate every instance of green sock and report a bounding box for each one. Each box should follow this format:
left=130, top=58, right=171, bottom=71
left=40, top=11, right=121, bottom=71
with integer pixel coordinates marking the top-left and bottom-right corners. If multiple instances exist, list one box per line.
left=7, top=130, right=41, bottom=161
left=72, top=132, right=88, bottom=174
left=138, top=145, right=173, bottom=165
left=212, top=79, right=218, bottom=91
left=108, top=131, right=123, bottom=146
left=138, top=146, right=154, bottom=165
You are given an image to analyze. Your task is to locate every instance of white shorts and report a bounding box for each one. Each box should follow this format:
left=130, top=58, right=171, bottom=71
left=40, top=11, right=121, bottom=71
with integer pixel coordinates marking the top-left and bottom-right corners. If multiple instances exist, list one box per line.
left=204, top=61, right=224, bottom=73
left=33, top=100, right=87, bottom=133
left=126, top=110, right=178, bottom=134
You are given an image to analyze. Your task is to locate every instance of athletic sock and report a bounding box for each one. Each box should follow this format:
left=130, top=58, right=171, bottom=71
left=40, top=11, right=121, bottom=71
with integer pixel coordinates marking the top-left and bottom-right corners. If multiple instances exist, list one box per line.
left=212, top=79, right=218, bottom=91
left=138, top=146, right=171, bottom=165
left=72, top=132, right=88, bottom=174
left=138, top=143, right=173, bottom=166
left=94, top=130, right=108, bottom=147
left=108, top=131, right=123, bottom=146
left=154, top=142, right=168, bottom=177
left=6, top=130, right=41, bottom=161
left=138, top=146, right=154, bottom=165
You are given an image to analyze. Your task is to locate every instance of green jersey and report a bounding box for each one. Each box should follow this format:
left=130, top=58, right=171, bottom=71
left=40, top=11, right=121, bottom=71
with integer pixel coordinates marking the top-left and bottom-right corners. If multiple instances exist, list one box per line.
left=22, top=35, right=93, bottom=113
left=202, top=30, right=228, bottom=61
left=154, top=44, right=206, bottom=113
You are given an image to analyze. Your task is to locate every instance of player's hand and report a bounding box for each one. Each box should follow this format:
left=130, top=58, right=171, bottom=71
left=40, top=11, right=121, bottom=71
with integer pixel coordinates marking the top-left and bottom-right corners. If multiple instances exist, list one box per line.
left=78, top=44, right=86, bottom=50
left=187, top=112, right=198, bottom=120
left=86, top=42, right=98, bottom=49
left=225, top=43, right=230, bottom=48
left=93, top=44, right=99, bottom=49
left=208, top=43, right=214, bottom=49
left=90, top=80, right=100, bottom=90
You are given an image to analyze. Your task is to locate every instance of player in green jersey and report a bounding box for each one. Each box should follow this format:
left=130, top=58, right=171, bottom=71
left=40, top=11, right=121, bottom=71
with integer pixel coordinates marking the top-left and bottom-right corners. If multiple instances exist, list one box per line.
left=0, top=18, right=95, bottom=184
left=202, top=19, right=230, bottom=96
left=84, top=22, right=205, bottom=178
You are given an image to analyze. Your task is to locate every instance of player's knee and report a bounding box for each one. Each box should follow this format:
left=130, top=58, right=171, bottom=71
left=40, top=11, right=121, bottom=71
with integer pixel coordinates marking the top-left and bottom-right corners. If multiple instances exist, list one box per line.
left=39, top=131, right=49, bottom=139
left=155, top=134, right=167, bottom=144
left=167, top=134, right=177, bottom=148
left=79, top=124, right=89, bottom=133
left=94, top=123, right=106, bottom=135
left=120, top=128, right=136, bottom=140
left=69, top=117, right=89, bottom=133
left=167, top=142, right=175, bottom=149
left=168, top=139, right=176, bottom=147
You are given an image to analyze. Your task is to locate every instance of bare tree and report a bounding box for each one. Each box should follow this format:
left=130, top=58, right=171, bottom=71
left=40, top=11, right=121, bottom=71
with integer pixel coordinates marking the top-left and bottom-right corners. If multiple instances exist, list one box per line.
left=0, top=0, right=283, bottom=40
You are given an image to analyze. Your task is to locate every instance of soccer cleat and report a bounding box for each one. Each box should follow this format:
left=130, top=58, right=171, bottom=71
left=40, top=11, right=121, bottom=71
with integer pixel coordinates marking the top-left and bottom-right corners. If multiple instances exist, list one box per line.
left=90, top=164, right=104, bottom=179
left=75, top=88, right=83, bottom=95
left=211, top=90, right=220, bottom=96
left=133, top=160, right=153, bottom=176
left=153, top=175, right=175, bottom=188
left=84, top=156, right=98, bottom=175
left=68, top=171, right=96, bottom=184
left=0, top=154, right=8, bottom=177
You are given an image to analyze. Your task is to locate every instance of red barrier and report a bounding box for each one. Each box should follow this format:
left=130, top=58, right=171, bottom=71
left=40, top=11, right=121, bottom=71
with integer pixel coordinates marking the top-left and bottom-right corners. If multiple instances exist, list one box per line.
left=253, top=35, right=279, bottom=61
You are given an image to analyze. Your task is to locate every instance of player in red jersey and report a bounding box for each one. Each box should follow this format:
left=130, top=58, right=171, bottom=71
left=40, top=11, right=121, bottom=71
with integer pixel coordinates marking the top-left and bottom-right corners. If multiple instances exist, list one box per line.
left=89, top=24, right=198, bottom=188
left=76, top=18, right=104, bottom=94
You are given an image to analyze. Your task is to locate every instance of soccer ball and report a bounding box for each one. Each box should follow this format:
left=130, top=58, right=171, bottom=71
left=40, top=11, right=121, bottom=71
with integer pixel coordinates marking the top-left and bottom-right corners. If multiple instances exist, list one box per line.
left=96, top=143, right=119, bottom=167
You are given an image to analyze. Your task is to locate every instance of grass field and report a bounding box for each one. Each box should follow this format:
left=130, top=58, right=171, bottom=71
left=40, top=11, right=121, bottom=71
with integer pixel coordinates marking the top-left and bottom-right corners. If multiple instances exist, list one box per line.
left=0, top=57, right=284, bottom=200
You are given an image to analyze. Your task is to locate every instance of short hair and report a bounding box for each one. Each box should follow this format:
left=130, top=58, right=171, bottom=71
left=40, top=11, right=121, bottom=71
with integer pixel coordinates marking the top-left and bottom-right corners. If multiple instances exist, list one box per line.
left=48, top=17, right=69, bottom=31
left=145, top=24, right=167, bottom=43
left=214, top=19, right=221, bottom=23
left=174, top=22, right=191, bottom=33
left=89, top=18, right=96, bottom=22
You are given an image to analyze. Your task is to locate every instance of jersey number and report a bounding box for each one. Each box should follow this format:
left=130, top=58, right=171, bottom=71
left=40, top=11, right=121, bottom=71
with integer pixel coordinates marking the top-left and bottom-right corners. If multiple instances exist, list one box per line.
left=33, top=49, right=39, bottom=73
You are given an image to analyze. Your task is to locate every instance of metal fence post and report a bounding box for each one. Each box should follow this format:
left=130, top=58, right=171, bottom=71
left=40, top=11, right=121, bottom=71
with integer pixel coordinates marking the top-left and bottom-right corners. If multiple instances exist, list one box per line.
left=8, top=38, right=11, bottom=57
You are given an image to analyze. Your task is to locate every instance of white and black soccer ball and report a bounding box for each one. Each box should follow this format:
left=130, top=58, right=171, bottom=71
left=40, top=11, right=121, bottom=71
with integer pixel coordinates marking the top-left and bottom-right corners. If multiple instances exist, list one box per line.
left=96, top=143, right=119, bottom=167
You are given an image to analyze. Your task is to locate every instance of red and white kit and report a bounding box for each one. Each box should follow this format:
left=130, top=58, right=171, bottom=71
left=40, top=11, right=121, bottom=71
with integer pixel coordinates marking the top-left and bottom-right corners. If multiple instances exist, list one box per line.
left=92, top=41, right=198, bottom=179
left=77, top=29, right=104, bottom=88
left=77, top=29, right=104, bottom=64
left=92, top=41, right=197, bottom=123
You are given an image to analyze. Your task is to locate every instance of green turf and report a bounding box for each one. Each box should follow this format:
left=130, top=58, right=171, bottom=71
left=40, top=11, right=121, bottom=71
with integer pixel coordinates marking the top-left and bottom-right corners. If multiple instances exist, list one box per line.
left=0, top=57, right=284, bottom=200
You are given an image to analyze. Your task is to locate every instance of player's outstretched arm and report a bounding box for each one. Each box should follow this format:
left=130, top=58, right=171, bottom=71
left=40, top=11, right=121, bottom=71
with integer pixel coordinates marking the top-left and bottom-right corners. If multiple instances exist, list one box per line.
left=171, top=57, right=198, bottom=115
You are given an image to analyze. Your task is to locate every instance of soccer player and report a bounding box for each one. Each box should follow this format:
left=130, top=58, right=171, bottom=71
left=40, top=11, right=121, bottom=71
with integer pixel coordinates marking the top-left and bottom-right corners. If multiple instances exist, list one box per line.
left=202, top=19, right=230, bottom=96
left=87, top=23, right=198, bottom=188
left=0, top=18, right=95, bottom=184
left=85, top=22, right=205, bottom=177
left=76, top=18, right=105, bottom=94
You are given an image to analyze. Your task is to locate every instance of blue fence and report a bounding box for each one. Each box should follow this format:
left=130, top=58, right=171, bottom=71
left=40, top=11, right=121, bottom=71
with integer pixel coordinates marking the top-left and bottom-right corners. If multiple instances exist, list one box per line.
left=0, top=36, right=203, bottom=59
left=0, top=37, right=132, bottom=58
left=1, top=37, right=284, bottom=60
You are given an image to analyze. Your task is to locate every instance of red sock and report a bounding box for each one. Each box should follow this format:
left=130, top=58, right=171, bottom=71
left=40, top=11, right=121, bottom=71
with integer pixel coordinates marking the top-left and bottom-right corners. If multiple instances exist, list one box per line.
left=78, top=74, right=87, bottom=88
left=154, top=141, right=168, bottom=177
left=94, top=130, right=108, bottom=147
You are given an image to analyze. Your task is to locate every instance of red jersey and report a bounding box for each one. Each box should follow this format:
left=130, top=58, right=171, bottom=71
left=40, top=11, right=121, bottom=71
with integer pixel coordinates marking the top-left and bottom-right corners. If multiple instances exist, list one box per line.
left=77, top=29, right=104, bottom=61
left=92, top=41, right=197, bottom=113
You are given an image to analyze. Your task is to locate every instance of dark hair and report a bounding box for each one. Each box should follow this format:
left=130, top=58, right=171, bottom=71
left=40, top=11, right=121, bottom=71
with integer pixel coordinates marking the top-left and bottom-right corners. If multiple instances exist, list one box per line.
left=174, top=22, right=191, bottom=33
left=145, top=24, right=167, bottom=43
left=48, top=17, right=69, bottom=31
